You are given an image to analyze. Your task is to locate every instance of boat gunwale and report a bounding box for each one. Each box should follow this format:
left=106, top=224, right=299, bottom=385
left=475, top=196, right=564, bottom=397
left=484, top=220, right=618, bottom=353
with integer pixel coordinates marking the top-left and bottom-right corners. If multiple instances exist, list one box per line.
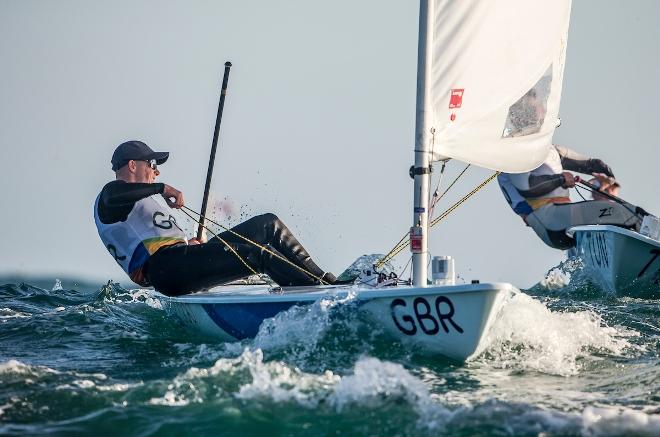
left=567, top=224, right=660, bottom=247
left=158, top=282, right=516, bottom=304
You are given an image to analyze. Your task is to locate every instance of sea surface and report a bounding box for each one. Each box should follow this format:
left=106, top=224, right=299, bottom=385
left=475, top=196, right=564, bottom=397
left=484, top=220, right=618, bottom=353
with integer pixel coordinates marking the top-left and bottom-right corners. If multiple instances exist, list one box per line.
left=1, top=262, right=658, bottom=436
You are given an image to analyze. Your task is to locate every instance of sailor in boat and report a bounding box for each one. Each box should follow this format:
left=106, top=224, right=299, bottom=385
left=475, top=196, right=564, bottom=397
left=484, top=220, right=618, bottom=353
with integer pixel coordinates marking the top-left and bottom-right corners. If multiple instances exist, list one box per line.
left=497, top=173, right=533, bottom=224
left=502, top=145, right=646, bottom=250
left=94, top=141, right=339, bottom=296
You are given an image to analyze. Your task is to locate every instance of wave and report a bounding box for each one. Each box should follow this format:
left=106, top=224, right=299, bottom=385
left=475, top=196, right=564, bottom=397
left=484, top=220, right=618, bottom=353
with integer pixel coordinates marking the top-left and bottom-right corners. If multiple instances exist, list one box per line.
left=1, top=344, right=658, bottom=436
left=5, top=351, right=656, bottom=436
left=475, top=291, right=640, bottom=375
left=1, top=279, right=648, bottom=377
left=1, top=278, right=657, bottom=435
left=533, top=255, right=660, bottom=299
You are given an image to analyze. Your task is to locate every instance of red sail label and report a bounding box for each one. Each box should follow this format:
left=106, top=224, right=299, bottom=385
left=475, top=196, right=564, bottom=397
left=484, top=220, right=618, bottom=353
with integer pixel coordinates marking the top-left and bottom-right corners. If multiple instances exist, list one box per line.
left=449, top=89, right=464, bottom=109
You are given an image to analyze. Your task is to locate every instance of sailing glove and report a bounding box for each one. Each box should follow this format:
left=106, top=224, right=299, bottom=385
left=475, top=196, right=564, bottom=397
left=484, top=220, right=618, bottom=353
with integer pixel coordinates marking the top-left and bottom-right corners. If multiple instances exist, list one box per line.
left=588, top=159, right=614, bottom=178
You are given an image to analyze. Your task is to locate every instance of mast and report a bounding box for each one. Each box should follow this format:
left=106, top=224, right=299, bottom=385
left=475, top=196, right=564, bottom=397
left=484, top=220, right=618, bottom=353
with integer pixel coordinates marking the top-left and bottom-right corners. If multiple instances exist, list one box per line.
left=411, top=0, right=433, bottom=286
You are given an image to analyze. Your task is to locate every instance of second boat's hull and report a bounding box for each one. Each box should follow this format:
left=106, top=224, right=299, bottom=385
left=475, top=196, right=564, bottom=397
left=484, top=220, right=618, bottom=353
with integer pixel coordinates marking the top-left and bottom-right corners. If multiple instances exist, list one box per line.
left=569, top=225, right=660, bottom=295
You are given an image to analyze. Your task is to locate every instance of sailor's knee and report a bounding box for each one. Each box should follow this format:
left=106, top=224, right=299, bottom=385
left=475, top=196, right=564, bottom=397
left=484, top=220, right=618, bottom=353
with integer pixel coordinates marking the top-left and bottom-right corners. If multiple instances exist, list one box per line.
left=256, top=212, right=280, bottom=225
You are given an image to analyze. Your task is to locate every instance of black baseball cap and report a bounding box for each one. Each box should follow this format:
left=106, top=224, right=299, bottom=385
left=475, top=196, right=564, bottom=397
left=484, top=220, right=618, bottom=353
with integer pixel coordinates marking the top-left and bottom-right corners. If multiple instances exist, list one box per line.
left=111, top=140, right=169, bottom=171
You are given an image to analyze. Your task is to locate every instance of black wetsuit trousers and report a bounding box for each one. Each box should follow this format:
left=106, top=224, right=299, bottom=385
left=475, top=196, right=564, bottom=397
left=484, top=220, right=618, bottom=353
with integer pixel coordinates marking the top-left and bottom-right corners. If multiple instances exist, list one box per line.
left=146, top=213, right=327, bottom=296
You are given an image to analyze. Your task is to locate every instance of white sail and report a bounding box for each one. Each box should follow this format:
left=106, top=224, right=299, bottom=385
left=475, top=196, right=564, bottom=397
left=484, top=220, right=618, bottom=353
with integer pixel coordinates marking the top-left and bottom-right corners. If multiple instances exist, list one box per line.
left=428, top=0, right=572, bottom=172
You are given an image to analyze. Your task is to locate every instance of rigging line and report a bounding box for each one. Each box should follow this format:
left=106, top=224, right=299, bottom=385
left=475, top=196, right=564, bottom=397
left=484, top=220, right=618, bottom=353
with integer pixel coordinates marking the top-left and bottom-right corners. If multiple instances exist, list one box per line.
left=434, top=163, right=470, bottom=207
left=374, top=233, right=409, bottom=268
left=181, top=206, right=329, bottom=285
left=376, top=172, right=491, bottom=268
left=575, top=185, right=588, bottom=202
left=179, top=207, right=258, bottom=276
left=374, top=235, right=409, bottom=269
left=375, top=164, right=471, bottom=269
left=430, top=171, right=499, bottom=227
left=376, top=170, right=500, bottom=268
left=399, top=256, right=413, bottom=280
left=428, top=161, right=447, bottom=218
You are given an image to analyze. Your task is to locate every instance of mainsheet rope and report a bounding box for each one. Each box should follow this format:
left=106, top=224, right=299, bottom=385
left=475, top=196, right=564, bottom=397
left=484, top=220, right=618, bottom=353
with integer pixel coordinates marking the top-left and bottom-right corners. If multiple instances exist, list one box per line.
left=179, top=207, right=258, bottom=276
left=180, top=205, right=329, bottom=285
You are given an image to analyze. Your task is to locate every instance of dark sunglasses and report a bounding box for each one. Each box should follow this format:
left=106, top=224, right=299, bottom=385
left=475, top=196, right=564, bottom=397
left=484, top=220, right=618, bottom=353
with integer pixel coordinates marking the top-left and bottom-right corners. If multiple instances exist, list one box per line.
left=141, top=159, right=158, bottom=170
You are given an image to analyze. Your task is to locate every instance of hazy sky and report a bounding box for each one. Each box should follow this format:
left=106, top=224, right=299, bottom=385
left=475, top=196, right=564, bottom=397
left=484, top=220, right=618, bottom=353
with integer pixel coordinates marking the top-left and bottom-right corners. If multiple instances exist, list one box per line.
left=1, top=0, right=658, bottom=288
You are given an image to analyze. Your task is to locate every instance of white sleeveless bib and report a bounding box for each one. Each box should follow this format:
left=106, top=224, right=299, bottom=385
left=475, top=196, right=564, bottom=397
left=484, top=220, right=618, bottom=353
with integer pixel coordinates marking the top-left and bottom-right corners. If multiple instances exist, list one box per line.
left=94, top=194, right=187, bottom=278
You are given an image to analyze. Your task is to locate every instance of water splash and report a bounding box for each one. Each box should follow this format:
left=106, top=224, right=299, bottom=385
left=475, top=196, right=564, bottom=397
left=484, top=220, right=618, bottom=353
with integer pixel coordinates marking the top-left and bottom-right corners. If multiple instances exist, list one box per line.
left=148, top=349, right=451, bottom=429
left=0, top=308, right=31, bottom=321
left=329, top=357, right=452, bottom=429
left=476, top=292, right=640, bottom=375
left=580, top=406, right=660, bottom=436
left=337, top=254, right=396, bottom=281
left=148, top=348, right=339, bottom=407
left=99, top=281, right=163, bottom=310
left=250, top=292, right=357, bottom=360
left=51, top=279, right=63, bottom=291
left=538, top=256, right=585, bottom=290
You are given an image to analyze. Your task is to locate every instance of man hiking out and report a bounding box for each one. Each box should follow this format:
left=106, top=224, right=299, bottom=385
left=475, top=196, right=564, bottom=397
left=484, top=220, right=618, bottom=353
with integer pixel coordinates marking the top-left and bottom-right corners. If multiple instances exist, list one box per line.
left=94, top=140, right=339, bottom=296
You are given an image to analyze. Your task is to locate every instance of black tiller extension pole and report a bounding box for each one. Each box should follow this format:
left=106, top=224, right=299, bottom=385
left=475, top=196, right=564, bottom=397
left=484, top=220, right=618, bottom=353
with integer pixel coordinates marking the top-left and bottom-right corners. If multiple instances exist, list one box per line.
left=576, top=176, right=628, bottom=206
left=575, top=176, right=645, bottom=218
left=197, top=61, right=232, bottom=240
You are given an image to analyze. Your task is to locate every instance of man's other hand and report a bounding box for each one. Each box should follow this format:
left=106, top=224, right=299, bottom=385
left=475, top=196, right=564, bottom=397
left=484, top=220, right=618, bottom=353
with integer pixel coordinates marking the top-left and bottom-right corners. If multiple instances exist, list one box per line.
left=162, top=184, right=184, bottom=209
left=188, top=229, right=207, bottom=245
left=591, top=172, right=616, bottom=189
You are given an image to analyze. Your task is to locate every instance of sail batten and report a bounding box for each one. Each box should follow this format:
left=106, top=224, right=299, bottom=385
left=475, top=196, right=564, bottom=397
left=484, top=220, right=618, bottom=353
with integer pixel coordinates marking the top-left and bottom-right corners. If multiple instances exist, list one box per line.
left=428, top=0, right=572, bottom=173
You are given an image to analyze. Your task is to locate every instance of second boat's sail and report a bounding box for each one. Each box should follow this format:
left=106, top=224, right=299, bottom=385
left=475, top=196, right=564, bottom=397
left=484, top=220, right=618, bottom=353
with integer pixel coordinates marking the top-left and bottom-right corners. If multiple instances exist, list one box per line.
left=428, top=0, right=572, bottom=172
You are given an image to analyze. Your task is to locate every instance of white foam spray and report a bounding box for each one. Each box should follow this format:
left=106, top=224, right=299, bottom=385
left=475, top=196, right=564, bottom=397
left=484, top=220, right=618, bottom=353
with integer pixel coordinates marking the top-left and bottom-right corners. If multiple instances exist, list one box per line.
left=249, top=292, right=357, bottom=360
left=475, top=292, right=640, bottom=375
left=0, top=308, right=31, bottom=320
left=539, top=257, right=585, bottom=290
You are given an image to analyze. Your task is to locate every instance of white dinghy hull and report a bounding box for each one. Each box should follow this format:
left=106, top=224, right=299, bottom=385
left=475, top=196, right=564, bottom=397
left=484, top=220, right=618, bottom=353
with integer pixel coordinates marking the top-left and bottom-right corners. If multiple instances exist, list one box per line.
left=161, top=282, right=514, bottom=361
left=569, top=225, right=660, bottom=294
